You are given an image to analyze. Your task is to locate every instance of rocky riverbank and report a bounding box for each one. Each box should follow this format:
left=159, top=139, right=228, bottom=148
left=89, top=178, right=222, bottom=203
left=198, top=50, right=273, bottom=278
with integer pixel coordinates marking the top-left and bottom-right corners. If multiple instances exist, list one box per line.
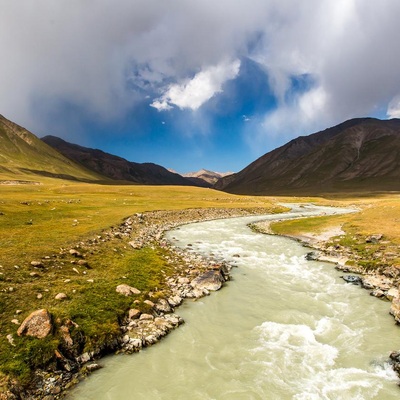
left=2, top=207, right=276, bottom=400
left=250, top=217, right=400, bottom=377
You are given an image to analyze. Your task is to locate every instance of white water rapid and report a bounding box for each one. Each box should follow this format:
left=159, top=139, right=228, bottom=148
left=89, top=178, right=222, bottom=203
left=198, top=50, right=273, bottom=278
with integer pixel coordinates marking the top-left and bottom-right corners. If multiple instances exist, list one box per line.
left=69, top=205, right=400, bottom=399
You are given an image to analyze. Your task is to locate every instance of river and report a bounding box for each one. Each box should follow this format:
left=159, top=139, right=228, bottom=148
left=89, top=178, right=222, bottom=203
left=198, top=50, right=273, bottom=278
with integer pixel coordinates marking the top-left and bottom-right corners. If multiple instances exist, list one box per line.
left=69, top=205, right=400, bottom=399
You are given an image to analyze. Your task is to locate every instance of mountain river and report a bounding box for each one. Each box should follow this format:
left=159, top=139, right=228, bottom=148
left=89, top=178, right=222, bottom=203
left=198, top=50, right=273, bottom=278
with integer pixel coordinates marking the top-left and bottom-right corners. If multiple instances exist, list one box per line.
left=69, top=204, right=400, bottom=399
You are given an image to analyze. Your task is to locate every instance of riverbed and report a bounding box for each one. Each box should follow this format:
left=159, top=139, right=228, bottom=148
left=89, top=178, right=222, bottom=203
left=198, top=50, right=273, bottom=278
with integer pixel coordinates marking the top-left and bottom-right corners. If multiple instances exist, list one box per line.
left=69, top=205, right=400, bottom=399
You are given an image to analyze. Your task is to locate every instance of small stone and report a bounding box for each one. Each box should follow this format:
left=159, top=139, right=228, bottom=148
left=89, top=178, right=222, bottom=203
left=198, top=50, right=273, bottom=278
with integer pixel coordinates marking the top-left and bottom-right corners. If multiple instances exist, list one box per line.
left=69, top=249, right=82, bottom=257
left=86, top=363, right=102, bottom=372
left=37, top=293, right=43, bottom=299
left=139, top=313, right=154, bottom=321
left=87, top=279, right=94, bottom=283
left=16, top=309, right=22, bottom=315
left=64, top=279, right=71, bottom=283
left=11, top=319, right=19, bottom=325
left=55, top=293, right=68, bottom=301
left=31, top=261, right=44, bottom=268
left=30, top=272, right=40, bottom=277
left=144, top=300, right=155, bottom=307
left=6, top=334, right=15, bottom=346
left=128, top=309, right=141, bottom=320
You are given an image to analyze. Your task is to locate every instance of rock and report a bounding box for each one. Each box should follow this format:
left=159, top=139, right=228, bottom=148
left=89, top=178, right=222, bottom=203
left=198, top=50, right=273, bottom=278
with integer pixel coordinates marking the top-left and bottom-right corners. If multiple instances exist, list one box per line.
left=77, top=260, right=89, bottom=267
left=370, top=289, right=385, bottom=298
left=69, top=249, right=82, bottom=257
left=86, top=363, right=102, bottom=372
left=116, top=284, right=141, bottom=296
left=6, top=334, right=15, bottom=346
left=139, top=313, right=154, bottom=321
left=390, top=292, right=400, bottom=323
left=37, top=293, right=43, bottom=299
left=144, top=300, right=155, bottom=307
left=305, top=251, right=320, bottom=261
left=30, top=261, right=44, bottom=268
left=155, top=299, right=172, bottom=313
left=191, top=270, right=225, bottom=291
left=366, top=234, right=383, bottom=243
left=55, top=293, right=68, bottom=301
left=168, top=295, right=182, bottom=307
left=77, top=352, right=91, bottom=363
left=362, top=275, right=392, bottom=291
left=11, top=319, right=19, bottom=325
left=387, top=287, right=399, bottom=301
left=342, top=275, right=362, bottom=285
left=128, top=309, right=141, bottom=320
left=17, top=309, right=52, bottom=338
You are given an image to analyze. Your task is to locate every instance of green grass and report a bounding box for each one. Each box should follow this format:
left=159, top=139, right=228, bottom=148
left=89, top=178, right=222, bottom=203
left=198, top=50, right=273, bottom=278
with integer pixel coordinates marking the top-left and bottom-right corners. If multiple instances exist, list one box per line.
left=0, top=179, right=283, bottom=388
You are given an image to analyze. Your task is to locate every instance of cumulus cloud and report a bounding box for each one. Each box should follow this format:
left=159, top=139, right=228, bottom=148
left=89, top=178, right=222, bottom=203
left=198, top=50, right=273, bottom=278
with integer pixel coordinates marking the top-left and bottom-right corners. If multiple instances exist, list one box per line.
left=151, top=59, right=240, bottom=111
left=1, top=0, right=400, bottom=142
left=387, top=96, right=400, bottom=119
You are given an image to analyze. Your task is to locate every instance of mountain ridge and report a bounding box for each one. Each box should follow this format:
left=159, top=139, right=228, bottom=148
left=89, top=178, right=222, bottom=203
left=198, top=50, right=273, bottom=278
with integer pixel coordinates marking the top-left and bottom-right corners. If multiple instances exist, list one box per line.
left=216, top=117, right=400, bottom=194
left=41, top=135, right=196, bottom=186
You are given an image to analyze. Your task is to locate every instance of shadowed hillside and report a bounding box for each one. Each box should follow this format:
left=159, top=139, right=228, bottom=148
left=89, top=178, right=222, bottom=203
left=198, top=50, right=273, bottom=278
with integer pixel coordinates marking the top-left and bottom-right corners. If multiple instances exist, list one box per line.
left=42, top=135, right=196, bottom=186
left=216, top=118, right=400, bottom=195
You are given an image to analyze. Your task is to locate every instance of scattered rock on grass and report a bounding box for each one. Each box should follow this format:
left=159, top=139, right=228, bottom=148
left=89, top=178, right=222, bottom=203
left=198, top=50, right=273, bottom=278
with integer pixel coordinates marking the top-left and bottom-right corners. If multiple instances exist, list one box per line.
left=116, top=284, right=141, bottom=296
left=17, top=309, right=52, bottom=338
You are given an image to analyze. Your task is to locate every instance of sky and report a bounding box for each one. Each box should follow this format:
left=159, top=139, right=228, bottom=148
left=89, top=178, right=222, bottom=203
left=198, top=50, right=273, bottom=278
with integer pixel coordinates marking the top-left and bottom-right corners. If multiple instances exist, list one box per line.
left=1, top=0, right=400, bottom=174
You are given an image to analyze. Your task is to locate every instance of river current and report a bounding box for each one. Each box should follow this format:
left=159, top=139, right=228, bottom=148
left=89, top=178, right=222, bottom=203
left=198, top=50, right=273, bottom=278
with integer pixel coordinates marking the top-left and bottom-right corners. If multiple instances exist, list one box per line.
left=69, top=205, right=400, bottom=399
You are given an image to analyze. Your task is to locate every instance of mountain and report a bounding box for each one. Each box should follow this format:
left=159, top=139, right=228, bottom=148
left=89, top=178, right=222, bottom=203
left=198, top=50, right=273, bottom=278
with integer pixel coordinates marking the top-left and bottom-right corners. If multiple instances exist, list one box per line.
left=216, top=118, right=400, bottom=195
left=41, top=135, right=195, bottom=186
left=0, top=114, right=105, bottom=182
left=183, top=169, right=233, bottom=185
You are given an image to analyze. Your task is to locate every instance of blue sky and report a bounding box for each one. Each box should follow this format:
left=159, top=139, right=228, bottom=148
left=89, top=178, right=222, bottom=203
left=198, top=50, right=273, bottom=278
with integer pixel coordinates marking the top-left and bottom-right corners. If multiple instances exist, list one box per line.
left=0, top=1, right=398, bottom=173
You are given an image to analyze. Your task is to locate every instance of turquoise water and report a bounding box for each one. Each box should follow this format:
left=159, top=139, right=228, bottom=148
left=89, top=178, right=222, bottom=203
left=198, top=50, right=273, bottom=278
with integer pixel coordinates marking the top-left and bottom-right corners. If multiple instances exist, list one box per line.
left=69, top=205, right=400, bottom=399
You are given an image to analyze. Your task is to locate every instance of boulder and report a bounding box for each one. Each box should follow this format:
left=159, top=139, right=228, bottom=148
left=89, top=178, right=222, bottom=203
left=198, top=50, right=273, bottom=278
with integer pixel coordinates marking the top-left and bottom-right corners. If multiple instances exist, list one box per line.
left=191, top=270, right=225, bottom=291
left=155, top=299, right=172, bottom=313
left=17, top=309, right=52, bottom=338
left=342, top=275, right=362, bottom=285
left=116, top=284, right=141, bottom=296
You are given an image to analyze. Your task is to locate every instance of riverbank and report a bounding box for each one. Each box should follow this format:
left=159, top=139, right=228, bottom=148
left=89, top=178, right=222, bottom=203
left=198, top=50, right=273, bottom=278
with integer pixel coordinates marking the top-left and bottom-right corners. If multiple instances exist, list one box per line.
left=251, top=215, right=400, bottom=376
left=2, top=207, right=280, bottom=399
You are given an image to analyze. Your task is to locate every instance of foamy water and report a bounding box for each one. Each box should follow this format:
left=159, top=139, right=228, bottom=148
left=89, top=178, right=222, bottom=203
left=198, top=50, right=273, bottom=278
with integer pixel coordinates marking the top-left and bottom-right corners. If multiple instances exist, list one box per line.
left=69, top=205, right=400, bottom=399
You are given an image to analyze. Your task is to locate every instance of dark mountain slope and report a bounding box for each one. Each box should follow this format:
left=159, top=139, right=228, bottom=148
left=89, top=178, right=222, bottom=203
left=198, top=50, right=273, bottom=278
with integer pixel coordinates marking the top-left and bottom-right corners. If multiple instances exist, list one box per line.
left=216, top=118, right=400, bottom=195
left=0, top=114, right=105, bottom=182
left=42, top=135, right=195, bottom=186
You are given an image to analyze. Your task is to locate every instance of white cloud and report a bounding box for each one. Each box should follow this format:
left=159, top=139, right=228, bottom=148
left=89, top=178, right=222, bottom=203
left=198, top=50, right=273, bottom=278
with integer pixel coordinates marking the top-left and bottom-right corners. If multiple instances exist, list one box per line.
left=387, top=96, right=400, bottom=118
left=150, top=59, right=241, bottom=111
left=1, top=0, right=400, bottom=142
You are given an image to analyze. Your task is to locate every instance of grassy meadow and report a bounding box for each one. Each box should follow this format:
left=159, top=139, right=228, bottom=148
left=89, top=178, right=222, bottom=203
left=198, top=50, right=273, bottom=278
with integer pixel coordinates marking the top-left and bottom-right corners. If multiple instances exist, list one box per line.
left=0, top=179, right=281, bottom=385
left=1, top=176, right=400, bottom=389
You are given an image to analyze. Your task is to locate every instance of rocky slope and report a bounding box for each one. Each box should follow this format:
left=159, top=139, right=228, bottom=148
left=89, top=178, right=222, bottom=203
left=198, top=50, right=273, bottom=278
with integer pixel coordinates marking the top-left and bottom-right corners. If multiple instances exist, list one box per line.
left=216, top=118, right=400, bottom=195
left=42, top=135, right=197, bottom=186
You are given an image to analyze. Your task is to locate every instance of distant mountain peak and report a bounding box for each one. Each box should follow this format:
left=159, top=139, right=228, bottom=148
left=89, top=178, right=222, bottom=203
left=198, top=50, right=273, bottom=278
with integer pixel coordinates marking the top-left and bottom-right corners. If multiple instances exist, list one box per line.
left=183, top=169, right=233, bottom=185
